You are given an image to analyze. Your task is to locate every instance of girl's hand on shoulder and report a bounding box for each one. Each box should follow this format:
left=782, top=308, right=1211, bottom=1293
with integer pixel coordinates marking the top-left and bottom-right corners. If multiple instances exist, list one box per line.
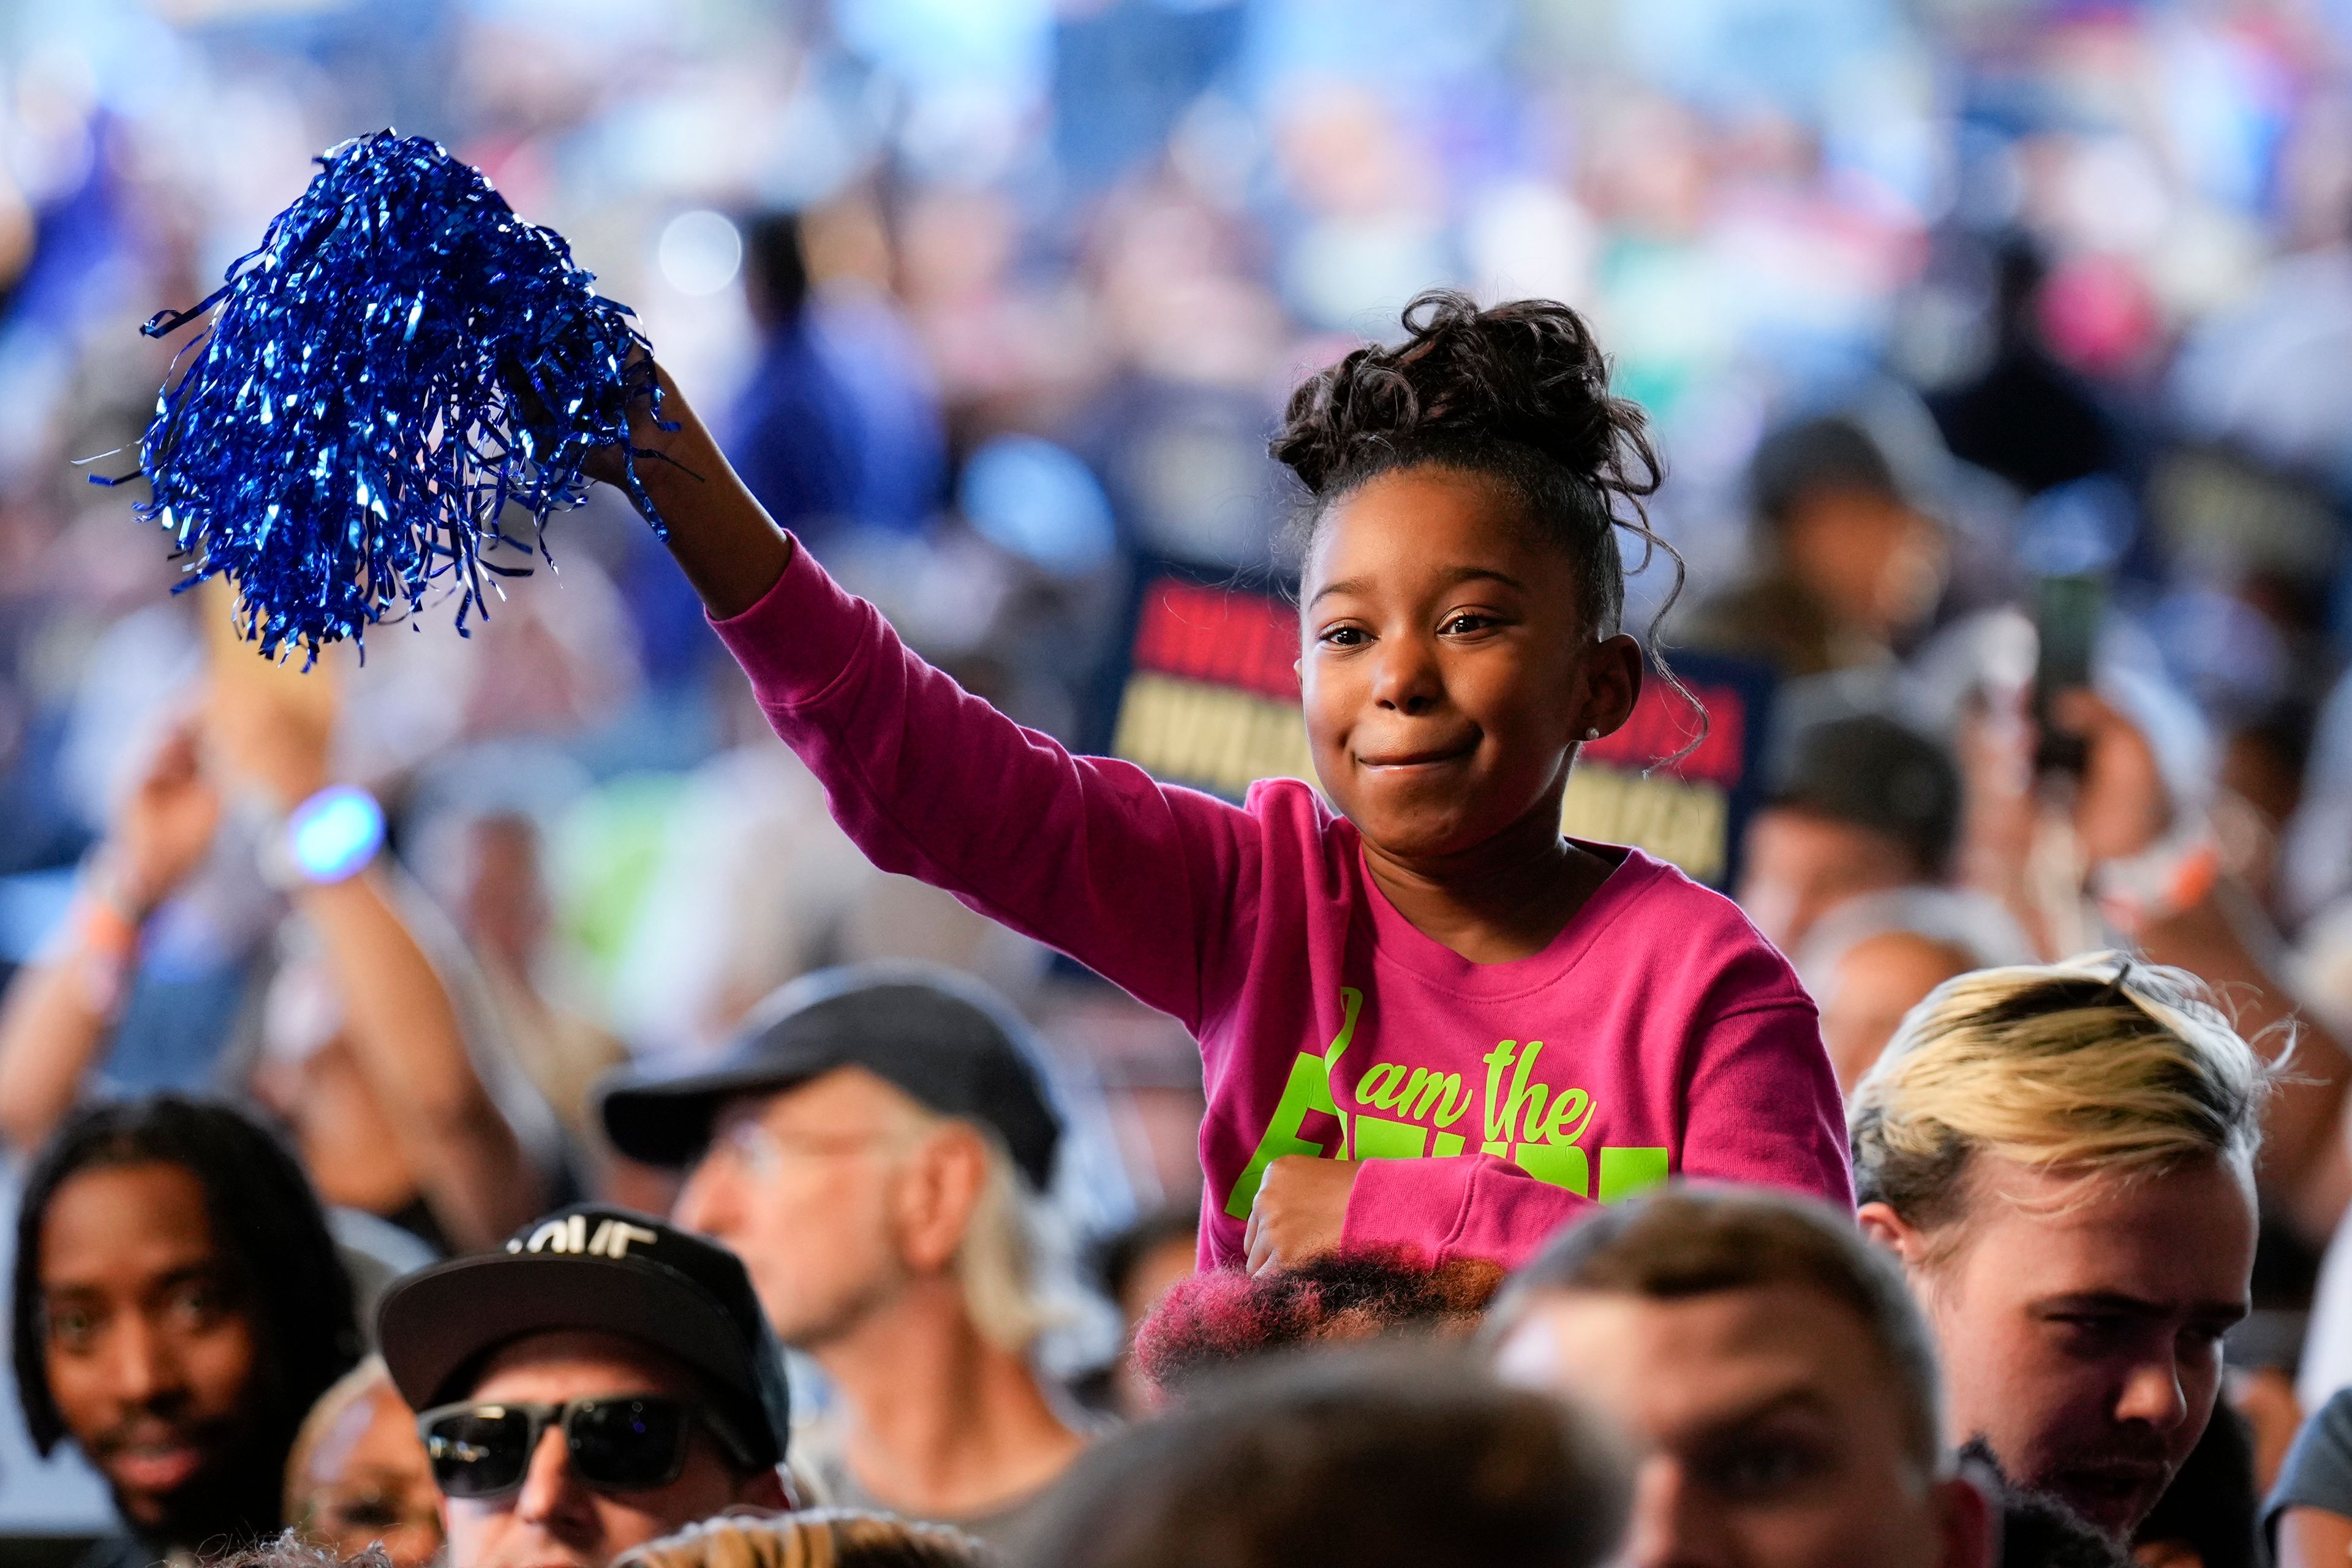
left=1243, top=1155, right=1362, bottom=1273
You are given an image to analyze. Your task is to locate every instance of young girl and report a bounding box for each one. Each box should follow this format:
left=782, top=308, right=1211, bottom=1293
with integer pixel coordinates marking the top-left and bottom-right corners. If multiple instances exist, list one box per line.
left=605, top=291, right=1849, bottom=1272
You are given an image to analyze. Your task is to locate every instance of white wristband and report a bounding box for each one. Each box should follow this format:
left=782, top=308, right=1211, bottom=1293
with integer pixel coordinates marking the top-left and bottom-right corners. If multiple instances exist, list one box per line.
left=2089, top=818, right=2220, bottom=937
left=259, top=785, right=385, bottom=890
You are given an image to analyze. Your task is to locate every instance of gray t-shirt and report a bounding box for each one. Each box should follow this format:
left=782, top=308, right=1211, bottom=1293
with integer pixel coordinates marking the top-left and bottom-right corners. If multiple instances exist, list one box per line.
left=796, top=1421, right=1064, bottom=1559
left=2269, top=1386, right=2352, bottom=1543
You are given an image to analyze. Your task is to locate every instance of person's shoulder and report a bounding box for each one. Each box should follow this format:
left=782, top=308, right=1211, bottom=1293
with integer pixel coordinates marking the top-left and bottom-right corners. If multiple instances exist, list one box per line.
left=1237, top=776, right=1348, bottom=848
left=1179, top=777, right=1359, bottom=900
left=1596, top=848, right=1809, bottom=1005
left=2309, top=1384, right=2352, bottom=1450
left=1678, top=576, right=1834, bottom=674
left=1599, top=846, right=1749, bottom=929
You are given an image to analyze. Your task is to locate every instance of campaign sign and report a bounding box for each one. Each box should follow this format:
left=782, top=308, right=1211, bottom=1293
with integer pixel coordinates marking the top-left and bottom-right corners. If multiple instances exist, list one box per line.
left=1107, top=573, right=1312, bottom=798
left=1099, top=568, right=1777, bottom=888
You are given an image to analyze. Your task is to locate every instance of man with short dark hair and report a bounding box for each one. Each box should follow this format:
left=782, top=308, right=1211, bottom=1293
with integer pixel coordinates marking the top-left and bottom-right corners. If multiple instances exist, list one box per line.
left=595, top=962, right=1086, bottom=1553
left=377, top=1204, right=791, bottom=1568
left=1027, top=1346, right=1630, bottom=1568
left=1488, top=1186, right=1990, bottom=1568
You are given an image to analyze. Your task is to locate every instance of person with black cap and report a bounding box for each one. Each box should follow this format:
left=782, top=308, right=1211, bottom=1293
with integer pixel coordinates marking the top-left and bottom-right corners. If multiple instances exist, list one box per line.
left=595, top=961, right=1087, bottom=1556
left=375, top=1203, right=793, bottom=1568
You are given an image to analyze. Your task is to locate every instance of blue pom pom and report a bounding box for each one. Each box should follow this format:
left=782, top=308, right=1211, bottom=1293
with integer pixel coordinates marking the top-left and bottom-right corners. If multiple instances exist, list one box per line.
left=99, top=130, right=668, bottom=661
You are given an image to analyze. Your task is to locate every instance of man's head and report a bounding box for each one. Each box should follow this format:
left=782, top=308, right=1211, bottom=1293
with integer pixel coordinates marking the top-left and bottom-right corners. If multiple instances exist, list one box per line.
left=1025, top=1346, right=1631, bottom=1568
left=1747, top=415, right=1945, bottom=644
left=741, top=211, right=812, bottom=333
left=13, top=1096, right=358, bottom=1548
left=597, top=963, right=1063, bottom=1356
left=1488, top=1187, right=1987, bottom=1568
left=428, top=1330, right=782, bottom=1568
left=1793, top=889, right=2037, bottom=1094
left=1738, top=714, right=1963, bottom=954
left=377, top=1206, right=793, bottom=1568
left=284, top=1357, right=443, bottom=1568
left=620, top=1510, right=987, bottom=1568
left=1850, top=956, right=2266, bottom=1539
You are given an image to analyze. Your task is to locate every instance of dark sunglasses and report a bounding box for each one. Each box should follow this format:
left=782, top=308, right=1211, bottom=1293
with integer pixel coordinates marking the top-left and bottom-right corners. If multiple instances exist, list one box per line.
left=416, top=1395, right=758, bottom=1499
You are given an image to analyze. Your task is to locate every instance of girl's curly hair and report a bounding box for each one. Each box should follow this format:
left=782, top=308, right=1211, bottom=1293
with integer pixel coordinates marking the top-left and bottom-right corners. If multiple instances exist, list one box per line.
left=1272, top=290, right=1684, bottom=683
left=1133, top=1247, right=1502, bottom=1398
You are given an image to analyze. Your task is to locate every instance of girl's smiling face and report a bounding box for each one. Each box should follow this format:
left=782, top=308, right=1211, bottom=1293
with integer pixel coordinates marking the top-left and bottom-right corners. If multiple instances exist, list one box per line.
left=1300, top=465, right=1641, bottom=863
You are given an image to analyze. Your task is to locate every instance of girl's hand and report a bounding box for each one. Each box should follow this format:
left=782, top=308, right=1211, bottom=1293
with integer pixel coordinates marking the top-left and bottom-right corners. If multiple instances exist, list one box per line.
left=515, top=352, right=791, bottom=619
left=1243, top=1155, right=1363, bottom=1273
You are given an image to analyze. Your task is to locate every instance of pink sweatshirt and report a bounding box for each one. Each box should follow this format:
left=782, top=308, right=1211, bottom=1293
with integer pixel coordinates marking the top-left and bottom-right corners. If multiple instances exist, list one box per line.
left=712, top=543, right=1853, bottom=1270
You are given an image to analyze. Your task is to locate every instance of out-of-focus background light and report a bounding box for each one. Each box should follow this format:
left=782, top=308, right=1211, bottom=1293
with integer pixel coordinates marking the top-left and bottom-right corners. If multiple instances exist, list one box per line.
left=656, top=208, right=744, bottom=298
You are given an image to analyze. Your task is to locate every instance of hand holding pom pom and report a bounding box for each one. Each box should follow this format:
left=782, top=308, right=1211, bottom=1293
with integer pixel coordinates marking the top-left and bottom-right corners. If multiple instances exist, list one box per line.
left=102, top=130, right=668, bottom=661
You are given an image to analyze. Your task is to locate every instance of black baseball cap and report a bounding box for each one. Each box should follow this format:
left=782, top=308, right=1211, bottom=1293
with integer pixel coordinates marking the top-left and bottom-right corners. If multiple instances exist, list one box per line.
left=1766, top=712, right=1962, bottom=878
left=595, top=961, right=1063, bottom=1190
left=376, top=1205, right=791, bottom=1470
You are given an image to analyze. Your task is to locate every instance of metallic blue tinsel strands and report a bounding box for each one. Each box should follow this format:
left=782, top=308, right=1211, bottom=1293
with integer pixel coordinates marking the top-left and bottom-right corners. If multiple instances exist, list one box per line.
left=99, top=130, right=668, bottom=660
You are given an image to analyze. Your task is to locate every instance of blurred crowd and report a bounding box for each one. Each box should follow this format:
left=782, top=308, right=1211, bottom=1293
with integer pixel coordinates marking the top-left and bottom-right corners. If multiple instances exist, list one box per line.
left=12, top=0, right=2352, bottom=1563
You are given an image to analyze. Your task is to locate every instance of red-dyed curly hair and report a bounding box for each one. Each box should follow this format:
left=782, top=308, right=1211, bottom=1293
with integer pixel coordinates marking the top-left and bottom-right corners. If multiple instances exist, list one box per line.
left=1132, top=1246, right=1502, bottom=1399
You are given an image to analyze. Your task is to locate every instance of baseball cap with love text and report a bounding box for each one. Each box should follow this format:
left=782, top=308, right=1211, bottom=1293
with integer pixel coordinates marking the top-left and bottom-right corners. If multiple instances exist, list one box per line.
left=376, top=1204, right=791, bottom=1471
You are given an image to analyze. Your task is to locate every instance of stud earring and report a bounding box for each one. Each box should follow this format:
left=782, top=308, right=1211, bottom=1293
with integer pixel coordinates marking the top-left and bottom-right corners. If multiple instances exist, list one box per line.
left=1583, top=726, right=1600, bottom=740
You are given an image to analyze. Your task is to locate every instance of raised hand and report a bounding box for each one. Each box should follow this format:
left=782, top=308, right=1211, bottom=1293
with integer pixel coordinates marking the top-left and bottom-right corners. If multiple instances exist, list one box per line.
left=2045, top=688, right=2170, bottom=864
left=106, top=712, right=224, bottom=918
left=206, top=676, right=333, bottom=813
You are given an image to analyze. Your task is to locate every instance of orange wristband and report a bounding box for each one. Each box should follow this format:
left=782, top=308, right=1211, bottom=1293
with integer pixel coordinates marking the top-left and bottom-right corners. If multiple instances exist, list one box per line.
left=78, top=896, right=139, bottom=963
left=72, top=892, right=141, bottom=1014
left=2090, top=825, right=2222, bottom=938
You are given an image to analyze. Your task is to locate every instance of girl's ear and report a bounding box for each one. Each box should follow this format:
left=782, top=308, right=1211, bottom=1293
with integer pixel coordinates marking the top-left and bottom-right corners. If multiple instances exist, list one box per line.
left=1575, top=633, right=1644, bottom=739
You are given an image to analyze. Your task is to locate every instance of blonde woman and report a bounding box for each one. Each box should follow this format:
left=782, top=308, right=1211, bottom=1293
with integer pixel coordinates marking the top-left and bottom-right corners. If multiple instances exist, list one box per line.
left=1851, top=954, right=2267, bottom=1540
left=618, top=1511, right=987, bottom=1568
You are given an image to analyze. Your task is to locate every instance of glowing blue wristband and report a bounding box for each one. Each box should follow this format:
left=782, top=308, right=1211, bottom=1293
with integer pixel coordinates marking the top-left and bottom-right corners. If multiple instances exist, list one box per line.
left=278, top=785, right=385, bottom=886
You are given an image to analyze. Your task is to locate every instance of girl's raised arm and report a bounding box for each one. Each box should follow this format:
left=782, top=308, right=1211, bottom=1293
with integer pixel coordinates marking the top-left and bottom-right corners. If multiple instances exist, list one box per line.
left=600, top=363, right=1259, bottom=1032
left=600, top=361, right=796, bottom=619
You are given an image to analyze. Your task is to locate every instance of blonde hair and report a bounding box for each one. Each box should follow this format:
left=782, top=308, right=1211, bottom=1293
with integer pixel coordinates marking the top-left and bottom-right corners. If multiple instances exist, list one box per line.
left=956, top=1126, right=1057, bottom=1354
left=1849, top=952, right=2269, bottom=1235
left=619, top=1509, right=987, bottom=1568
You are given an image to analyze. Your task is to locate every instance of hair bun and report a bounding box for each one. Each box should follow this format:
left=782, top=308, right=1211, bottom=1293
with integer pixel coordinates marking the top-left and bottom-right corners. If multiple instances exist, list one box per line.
left=1272, top=290, right=1656, bottom=505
